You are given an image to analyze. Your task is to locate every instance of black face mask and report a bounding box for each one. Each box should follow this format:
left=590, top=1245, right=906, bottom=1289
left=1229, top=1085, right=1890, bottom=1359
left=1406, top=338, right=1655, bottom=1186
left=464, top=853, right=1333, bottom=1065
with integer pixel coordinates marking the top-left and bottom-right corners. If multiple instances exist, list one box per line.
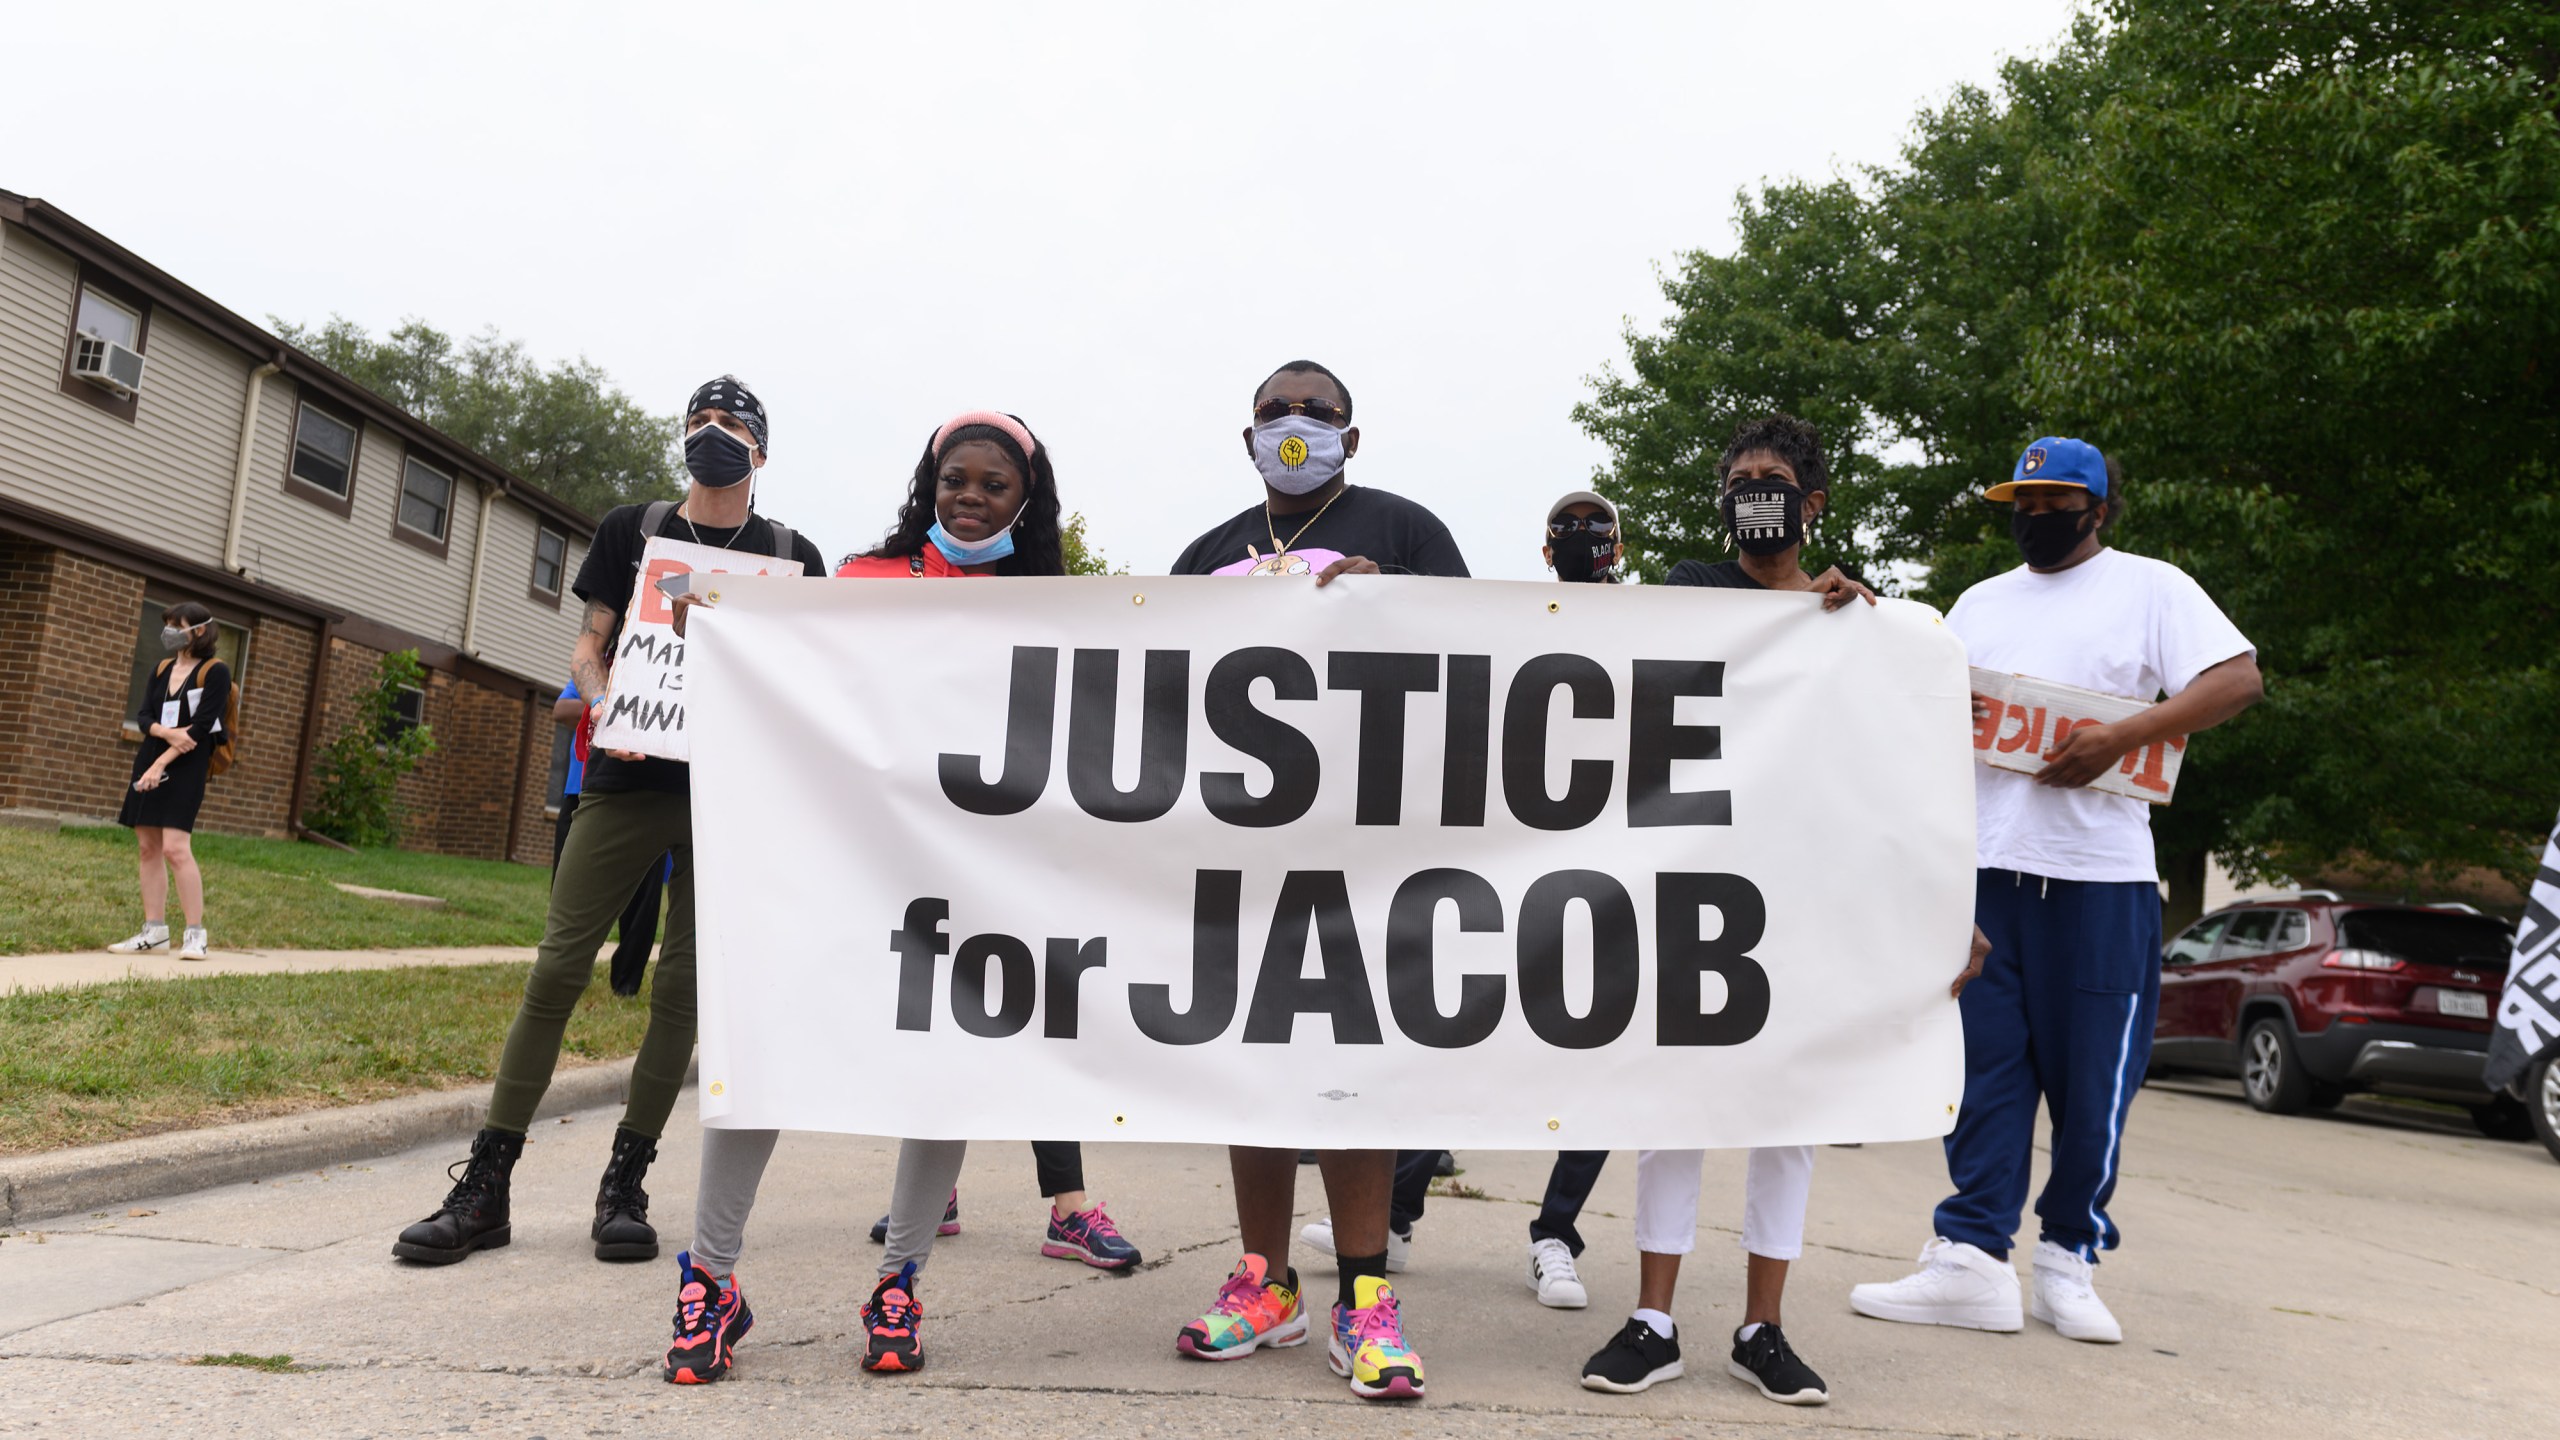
left=1721, top=480, right=1805, bottom=557
left=684, top=424, right=756, bottom=489
left=1550, top=529, right=1611, bottom=582
left=2011, top=505, right=2098, bottom=568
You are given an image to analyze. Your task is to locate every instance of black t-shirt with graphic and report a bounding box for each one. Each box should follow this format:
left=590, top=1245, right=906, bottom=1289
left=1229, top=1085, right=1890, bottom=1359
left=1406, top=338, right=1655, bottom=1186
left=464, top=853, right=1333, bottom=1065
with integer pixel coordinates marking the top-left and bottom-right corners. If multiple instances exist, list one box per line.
left=1664, top=559, right=1766, bottom=590
left=573, top=503, right=827, bottom=796
left=1171, top=485, right=1470, bottom=578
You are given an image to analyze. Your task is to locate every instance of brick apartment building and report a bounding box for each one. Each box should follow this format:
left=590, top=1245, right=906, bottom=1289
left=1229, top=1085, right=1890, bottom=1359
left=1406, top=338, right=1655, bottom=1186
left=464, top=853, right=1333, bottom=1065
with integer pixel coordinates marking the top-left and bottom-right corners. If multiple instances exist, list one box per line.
left=0, top=191, right=598, bottom=863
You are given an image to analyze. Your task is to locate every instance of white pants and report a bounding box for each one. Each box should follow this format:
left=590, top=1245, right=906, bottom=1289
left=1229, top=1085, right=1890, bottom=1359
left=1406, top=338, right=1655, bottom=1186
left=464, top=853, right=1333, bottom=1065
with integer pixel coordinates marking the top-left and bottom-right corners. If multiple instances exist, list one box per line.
left=1633, top=1146, right=1815, bottom=1261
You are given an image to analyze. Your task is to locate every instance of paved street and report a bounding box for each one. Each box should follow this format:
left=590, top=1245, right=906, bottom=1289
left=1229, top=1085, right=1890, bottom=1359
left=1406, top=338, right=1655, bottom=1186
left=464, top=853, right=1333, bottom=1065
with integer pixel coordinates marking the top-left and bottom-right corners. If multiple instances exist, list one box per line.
left=2, top=1078, right=2549, bottom=1439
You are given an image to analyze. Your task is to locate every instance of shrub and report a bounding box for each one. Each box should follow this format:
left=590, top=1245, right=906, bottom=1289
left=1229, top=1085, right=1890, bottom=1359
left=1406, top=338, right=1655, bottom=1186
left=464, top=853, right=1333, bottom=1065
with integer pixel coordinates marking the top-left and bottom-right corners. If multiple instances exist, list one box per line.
left=304, top=650, right=435, bottom=848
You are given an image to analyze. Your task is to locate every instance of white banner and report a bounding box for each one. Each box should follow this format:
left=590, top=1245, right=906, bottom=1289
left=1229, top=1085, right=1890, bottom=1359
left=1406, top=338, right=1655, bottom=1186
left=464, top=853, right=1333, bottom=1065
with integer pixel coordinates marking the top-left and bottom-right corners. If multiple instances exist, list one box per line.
left=687, top=575, right=1976, bottom=1150
left=590, top=535, right=807, bottom=762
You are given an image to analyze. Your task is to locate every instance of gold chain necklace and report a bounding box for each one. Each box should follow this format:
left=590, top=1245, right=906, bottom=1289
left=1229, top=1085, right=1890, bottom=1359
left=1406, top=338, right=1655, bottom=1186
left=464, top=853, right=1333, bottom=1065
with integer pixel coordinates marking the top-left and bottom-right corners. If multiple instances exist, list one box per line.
left=1265, top=484, right=1348, bottom=558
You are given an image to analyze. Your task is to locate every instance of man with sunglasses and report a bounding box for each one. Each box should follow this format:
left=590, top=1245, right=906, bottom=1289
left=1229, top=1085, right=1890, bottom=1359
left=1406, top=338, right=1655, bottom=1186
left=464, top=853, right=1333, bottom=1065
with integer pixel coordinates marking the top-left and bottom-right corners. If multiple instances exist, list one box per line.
left=1168, top=359, right=1466, bottom=1403
left=1544, top=490, right=1624, bottom=583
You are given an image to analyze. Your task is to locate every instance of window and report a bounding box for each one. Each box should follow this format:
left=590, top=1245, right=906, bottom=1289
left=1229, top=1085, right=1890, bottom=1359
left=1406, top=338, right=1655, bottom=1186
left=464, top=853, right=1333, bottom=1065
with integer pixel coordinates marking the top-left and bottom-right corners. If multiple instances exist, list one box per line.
left=394, top=454, right=455, bottom=554
left=2164, top=914, right=2229, bottom=967
left=59, top=270, right=151, bottom=421
left=76, top=288, right=141, bottom=349
left=287, top=399, right=361, bottom=514
left=123, top=600, right=249, bottom=732
left=2274, top=912, right=2310, bottom=952
left=530, top=525, right=568, bottom=606
left=384, top=684, right=426, bottom=743
left=2338, top=910, right=2514, bottom=973
left=545, top=718, right=575, bottom=813
left=2217, top=910, right=2280, bottom=958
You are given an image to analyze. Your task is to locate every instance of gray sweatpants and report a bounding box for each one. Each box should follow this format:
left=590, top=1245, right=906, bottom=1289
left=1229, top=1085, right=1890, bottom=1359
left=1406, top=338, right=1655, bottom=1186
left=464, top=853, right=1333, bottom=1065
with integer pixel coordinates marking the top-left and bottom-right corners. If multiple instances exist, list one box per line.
left=691, top=1128, right=967, bottom=1279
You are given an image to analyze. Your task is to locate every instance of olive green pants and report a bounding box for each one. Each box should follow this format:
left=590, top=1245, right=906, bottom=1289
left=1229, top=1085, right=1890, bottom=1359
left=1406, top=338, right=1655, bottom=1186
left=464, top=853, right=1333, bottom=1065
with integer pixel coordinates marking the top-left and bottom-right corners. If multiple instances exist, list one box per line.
left=487, top=788, right=696, bottom=1138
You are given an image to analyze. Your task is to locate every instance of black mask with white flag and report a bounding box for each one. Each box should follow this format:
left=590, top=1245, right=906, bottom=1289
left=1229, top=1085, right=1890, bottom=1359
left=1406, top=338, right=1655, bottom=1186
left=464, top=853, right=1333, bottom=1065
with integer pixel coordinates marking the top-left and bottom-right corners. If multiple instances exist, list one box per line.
left=2483, top=808, right=2560, bottom=1094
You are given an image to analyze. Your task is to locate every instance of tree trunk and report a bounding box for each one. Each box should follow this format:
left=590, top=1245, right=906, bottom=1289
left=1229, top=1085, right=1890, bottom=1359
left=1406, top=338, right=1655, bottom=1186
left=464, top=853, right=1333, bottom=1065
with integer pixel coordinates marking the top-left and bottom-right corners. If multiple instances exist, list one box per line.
left=2161, top=846, right=2209, bottom=937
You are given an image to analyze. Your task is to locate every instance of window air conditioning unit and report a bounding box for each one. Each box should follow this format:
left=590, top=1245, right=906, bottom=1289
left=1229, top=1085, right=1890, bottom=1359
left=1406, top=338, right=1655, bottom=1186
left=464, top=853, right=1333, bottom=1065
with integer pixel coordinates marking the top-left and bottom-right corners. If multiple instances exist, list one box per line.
left=70, top=330, right=147, bottom=398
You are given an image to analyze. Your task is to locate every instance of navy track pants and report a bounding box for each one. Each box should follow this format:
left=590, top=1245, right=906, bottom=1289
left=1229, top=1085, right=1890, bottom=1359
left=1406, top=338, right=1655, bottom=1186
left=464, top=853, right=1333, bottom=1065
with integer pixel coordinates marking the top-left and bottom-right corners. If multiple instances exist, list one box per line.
left=1934, top=867, right=2162, bottom=1262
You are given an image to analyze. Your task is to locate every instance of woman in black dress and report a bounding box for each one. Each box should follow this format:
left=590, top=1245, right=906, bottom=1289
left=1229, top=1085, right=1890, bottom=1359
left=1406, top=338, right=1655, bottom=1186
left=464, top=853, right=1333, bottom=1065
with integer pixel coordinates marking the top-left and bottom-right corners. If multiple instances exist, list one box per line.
left=108, top=601, right=231, bottom=961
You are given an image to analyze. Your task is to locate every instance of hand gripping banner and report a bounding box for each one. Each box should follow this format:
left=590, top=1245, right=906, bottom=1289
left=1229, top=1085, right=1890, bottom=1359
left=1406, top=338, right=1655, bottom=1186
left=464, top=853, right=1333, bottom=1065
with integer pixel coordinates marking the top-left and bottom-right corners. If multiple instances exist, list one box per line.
left=686, top=575, right=1976, bottom=1150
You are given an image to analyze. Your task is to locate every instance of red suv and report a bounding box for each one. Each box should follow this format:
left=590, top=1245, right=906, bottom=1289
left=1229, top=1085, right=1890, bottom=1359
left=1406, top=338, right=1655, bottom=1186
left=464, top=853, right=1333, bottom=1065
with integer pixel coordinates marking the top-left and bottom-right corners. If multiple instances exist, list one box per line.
left=2150, top=894, right=2527, bottom=1139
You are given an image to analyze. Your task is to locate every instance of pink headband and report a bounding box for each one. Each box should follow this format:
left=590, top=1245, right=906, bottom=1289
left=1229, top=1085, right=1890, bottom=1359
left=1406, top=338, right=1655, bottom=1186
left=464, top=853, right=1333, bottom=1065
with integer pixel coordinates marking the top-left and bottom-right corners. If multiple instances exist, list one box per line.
left=931, top=410, right=1039, bottom=464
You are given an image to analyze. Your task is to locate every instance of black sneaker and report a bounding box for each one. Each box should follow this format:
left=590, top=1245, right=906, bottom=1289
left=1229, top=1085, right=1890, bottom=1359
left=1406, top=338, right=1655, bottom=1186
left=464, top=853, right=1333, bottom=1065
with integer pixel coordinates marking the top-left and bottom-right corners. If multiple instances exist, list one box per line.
left=1580, top=1318, right=1683, bottom=1394
left=1727, top=1323, right=1828, bottom=1405
left=867, top=1190, right=960, bottom=1244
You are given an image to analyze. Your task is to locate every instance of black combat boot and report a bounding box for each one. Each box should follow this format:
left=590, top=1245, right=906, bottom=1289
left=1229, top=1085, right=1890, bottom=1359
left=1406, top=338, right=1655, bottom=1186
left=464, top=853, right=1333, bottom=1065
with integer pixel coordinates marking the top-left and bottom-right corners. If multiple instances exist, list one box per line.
left=393, top=1127, right=523, bottom=1264
left=593, top=1126, right=661, bottom=1261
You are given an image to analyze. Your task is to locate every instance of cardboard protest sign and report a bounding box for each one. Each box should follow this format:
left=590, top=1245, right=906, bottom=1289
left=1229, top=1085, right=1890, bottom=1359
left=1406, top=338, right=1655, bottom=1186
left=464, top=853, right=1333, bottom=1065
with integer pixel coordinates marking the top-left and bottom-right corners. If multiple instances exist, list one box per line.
left=588, top=535, right=805, bottom=763
left=685, top=576, right=1977, bottom=1151
left=1968, top=666, right=2185, bottom=803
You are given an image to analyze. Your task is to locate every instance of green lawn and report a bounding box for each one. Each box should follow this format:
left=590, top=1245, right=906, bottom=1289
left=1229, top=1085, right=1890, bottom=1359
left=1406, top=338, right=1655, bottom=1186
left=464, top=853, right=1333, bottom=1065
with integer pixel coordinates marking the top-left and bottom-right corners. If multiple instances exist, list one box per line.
left=0, top=824, right=553, bottom=955
left=0, top=963, right=653, bottom=1154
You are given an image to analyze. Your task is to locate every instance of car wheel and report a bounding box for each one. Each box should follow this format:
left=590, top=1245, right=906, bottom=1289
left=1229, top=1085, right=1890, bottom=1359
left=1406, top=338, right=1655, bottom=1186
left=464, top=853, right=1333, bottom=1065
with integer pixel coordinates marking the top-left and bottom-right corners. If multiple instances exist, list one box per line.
left=2529, top=1055, right=2560, bottom=1165
left=2242, top=1018, right=2314, bottom=1115
left=2469, top=1096, right=2536, bottom=1142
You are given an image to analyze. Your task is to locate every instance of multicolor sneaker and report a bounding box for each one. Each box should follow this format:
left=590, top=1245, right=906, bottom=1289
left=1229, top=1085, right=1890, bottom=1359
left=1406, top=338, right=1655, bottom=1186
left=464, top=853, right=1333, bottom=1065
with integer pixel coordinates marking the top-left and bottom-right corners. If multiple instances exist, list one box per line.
left=1329, top=1275, right=1424, bottom=1400
left=868, top=1190, right=960, bottom=1245
left=1175, top=1254, right=1308, bottom=1360
left=1042, top=1202, right=1142, bottom=1270
left=861, top=1261, right=925, bottom=1373
left=662, top=1251, right=753, bottom=1384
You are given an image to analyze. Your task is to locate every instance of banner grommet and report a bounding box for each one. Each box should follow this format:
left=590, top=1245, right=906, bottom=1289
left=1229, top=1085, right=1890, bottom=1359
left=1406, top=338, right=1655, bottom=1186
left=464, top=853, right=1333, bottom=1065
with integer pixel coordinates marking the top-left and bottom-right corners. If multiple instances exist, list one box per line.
left=1132, top=593, right=1146, bottom=606
left=1546, top=601, right=1560, bottom=614
left=1546, top=1118, right=1560, bottom=1131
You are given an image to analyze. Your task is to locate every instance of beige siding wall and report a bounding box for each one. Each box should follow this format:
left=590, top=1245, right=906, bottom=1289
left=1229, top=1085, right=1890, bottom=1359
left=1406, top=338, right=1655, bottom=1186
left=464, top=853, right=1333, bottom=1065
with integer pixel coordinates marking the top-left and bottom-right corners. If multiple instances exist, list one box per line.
left=235, top=384, right=473, bottom=650
left=2, top=221, right=590, bottom=692
left=0, top=228, right=250, bottom=571
left=471, top=496, right=589, bottom=686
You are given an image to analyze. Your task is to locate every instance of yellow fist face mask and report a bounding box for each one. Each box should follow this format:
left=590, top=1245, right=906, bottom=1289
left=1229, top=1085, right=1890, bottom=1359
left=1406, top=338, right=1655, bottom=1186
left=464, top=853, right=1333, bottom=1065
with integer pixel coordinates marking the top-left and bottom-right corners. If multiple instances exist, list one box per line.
left=1251, top=416, right=1345, bottom=496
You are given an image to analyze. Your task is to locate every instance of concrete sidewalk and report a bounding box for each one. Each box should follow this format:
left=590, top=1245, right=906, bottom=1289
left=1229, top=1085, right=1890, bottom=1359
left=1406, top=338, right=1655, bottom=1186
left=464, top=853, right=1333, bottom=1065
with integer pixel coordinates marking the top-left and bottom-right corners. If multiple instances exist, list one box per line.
left=0, top=942, right=624, bottom=993
left=1, top=1077, right=2551, bottom=1438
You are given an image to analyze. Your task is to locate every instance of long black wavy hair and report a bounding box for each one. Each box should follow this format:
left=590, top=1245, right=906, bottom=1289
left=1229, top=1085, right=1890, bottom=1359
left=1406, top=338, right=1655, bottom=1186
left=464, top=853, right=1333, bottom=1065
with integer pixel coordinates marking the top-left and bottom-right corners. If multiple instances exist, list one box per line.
left=864, top=417, right=1065, bottom=577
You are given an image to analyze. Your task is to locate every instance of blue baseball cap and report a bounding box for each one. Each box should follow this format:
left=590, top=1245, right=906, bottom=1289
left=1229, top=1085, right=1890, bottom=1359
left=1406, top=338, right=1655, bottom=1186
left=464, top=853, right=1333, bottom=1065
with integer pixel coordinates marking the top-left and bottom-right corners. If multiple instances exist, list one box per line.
left=1983, top=436, right=2107, bottom=501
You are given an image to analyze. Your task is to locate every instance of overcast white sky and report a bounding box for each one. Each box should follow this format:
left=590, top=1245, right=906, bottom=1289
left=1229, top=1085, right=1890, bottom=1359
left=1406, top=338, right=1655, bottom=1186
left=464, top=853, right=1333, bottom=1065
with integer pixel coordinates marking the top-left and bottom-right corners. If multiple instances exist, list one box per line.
left=4, top=1, right=2077, bottom=579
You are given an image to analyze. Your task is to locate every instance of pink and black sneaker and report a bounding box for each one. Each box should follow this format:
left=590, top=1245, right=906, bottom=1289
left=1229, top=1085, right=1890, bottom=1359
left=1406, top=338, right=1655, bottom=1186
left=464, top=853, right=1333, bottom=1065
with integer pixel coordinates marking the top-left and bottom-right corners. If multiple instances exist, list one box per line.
left=862, top=1261, right=926, bottom=1373
left=662, top=1251, right=753, bottom=1384
left=1041, top=1201, right=1142, bottom=1270
left=868, top=1190, right=960, bottom=1244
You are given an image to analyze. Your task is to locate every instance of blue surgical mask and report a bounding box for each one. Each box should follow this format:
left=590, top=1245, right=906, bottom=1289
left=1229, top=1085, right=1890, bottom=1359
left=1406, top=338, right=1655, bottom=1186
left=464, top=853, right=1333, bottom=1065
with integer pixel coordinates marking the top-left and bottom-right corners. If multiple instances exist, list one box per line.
left=683, top=423, right=756, bottom=489
left=1251, top=416, right=1346, bottom=496
left=929, top=518, right=1017, bottom=567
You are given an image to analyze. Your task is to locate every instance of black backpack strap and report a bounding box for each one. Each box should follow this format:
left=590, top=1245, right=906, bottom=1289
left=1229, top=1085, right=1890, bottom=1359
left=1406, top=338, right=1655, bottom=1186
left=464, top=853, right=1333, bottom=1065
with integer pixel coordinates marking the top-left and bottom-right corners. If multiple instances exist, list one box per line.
left=764, top=519, right=796, bottom=563
left=641, top=499, right=675, bottom=538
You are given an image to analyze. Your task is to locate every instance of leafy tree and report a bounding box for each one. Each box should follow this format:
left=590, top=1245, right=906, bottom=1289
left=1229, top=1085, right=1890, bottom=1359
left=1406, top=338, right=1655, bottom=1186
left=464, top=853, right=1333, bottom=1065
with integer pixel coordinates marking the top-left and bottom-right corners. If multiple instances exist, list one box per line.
left=304, top=650, right=436, bottom=849
left=1578, top=1, right=2559, bottom=919
left=1061, top=511, right=1125, bottom=576
left=271, top=316, right=681, bottom=517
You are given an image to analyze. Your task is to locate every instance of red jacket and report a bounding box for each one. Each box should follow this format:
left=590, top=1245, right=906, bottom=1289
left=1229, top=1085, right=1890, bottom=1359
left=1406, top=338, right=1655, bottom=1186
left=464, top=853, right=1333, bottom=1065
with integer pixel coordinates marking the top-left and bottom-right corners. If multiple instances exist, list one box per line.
left=835, top=542, right=984, bottom=580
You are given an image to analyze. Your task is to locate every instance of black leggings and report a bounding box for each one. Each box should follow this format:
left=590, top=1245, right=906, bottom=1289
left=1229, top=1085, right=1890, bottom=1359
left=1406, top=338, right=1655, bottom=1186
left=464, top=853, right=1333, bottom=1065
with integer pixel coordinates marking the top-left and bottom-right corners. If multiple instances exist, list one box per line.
left=1033, top=1140, right=1084, bottom=1197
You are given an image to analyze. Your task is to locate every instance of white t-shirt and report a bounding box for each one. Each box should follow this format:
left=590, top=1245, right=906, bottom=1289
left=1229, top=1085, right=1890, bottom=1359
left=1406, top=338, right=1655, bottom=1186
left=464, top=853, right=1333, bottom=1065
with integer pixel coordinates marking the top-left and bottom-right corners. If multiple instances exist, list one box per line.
left=1946, top=547, right=2253, bottom=883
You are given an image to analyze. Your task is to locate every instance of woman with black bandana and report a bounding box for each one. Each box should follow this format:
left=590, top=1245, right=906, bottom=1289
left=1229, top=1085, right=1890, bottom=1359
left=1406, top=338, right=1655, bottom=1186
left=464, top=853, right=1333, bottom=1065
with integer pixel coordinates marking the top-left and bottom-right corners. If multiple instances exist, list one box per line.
left=391, top=376, right=827, bottom=1273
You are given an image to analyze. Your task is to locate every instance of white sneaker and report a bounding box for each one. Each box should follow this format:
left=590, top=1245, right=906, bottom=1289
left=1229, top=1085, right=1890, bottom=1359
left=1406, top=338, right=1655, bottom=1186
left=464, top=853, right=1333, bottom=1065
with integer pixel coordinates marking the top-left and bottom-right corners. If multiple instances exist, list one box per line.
left=2030, top=1240, right=2123, bottom=1343
left=178, top=927, right=210, bottom=961
left=107, top=925, right=170, bottom=954
left=1849, top=1237, right=2023, bottom=1331
left=1298, top=1217, right=1411, bottom=1272
left=1528, top=1238, right=1588, bottom=1308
